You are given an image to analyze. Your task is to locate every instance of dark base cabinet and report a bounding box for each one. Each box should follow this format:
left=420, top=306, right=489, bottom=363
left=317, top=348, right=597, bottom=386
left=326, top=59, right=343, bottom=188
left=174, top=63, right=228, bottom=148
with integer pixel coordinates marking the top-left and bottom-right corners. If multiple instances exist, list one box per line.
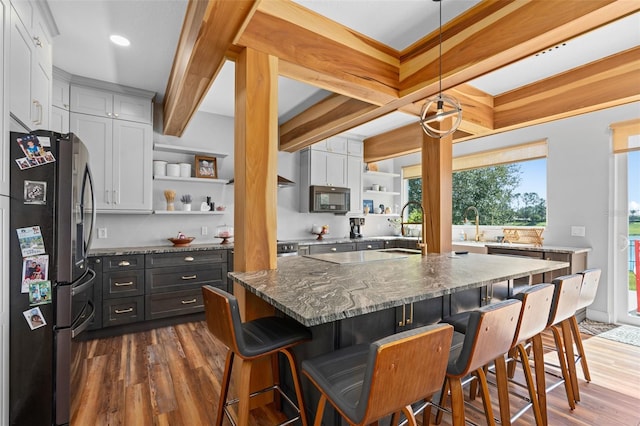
left=87, top=249, right=229, bottom=335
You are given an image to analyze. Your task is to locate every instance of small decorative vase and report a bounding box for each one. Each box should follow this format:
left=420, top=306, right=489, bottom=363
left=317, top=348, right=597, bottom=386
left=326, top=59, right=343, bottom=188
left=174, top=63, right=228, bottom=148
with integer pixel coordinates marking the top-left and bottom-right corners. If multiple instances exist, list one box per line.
left=167, top=202, right=175, bottom=211
left=182, top=203, right=191, bottom=211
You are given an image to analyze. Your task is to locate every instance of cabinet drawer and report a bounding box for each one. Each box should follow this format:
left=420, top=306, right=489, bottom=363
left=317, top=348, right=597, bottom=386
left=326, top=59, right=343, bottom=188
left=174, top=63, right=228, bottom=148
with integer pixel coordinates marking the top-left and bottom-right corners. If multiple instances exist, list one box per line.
left=103, top=255, right=145, bottom=271
left=103, top=270, right=144, bottom=299
left=487, top=248, right=544, bottom=259
left=309, top=243, right=356, bottom=254
left=146, top=264, right=227, bottom=294
left=103, top=296, right=144, bottom=327
left=145, top=288, right=205, bottom=320
left=356, top=241, right=384, bottom=251
left=145, top=250, right=227, bottom=268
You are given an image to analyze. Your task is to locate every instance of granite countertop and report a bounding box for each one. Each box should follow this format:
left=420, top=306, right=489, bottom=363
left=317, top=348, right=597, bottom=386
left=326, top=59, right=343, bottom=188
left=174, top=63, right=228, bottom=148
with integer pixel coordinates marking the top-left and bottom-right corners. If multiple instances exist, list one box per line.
left=89, top=243, right=232, bottom=257
left=229, top=252, right=569, bottom=327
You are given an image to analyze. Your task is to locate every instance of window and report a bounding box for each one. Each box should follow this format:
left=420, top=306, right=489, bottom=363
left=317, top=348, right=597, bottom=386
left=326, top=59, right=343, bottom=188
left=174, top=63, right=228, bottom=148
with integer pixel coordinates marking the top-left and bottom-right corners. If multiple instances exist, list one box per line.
left=403, top=140, right=547, bottom=226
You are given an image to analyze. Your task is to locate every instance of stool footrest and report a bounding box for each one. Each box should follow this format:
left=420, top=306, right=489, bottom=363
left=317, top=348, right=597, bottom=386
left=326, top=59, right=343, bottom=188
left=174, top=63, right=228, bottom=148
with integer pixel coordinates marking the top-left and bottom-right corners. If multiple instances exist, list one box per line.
left=223, top=384, right=301, bottom=426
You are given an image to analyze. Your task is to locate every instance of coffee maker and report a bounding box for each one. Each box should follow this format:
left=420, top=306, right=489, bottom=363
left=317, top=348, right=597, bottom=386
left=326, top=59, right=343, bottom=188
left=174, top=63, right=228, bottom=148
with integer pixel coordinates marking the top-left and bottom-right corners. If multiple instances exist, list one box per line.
left=349, top=217, right=365, bottom=238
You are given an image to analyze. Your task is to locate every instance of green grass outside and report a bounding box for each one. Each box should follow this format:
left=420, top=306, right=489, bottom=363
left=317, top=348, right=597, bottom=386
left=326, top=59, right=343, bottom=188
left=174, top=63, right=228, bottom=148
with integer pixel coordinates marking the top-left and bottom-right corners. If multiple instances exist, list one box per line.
left=630, top=222, right=640, bottom=235
left=631, top=271, right=637, bottom=291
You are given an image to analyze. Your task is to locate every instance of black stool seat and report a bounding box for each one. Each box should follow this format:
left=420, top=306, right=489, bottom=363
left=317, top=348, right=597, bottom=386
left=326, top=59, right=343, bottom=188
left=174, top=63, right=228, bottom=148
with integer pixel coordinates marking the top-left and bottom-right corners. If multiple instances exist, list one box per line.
left=239, top=316, right=312, bottom=357
left=442, top=312, right=471, bottom=334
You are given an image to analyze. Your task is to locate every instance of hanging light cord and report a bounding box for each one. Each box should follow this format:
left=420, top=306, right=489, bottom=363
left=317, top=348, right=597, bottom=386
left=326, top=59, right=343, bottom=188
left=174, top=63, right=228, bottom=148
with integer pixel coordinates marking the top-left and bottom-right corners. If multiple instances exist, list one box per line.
left=438, top=0, right=442, bottom=97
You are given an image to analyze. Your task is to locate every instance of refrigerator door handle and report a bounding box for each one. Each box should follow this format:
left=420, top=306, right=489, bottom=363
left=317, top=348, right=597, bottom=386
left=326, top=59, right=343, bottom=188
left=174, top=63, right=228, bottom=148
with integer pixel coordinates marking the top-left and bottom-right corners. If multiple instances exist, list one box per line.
left=71, top=300, right=95, bottom=339
left=71, top=268, right=96, bottom=297
left=83, top=165, right=97, bottom=253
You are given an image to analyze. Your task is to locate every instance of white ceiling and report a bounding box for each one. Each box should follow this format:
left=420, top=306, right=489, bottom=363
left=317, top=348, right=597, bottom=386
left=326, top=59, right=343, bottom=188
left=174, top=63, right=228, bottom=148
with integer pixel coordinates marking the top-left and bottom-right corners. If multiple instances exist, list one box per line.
left=47, top=0, right=640, bottom=139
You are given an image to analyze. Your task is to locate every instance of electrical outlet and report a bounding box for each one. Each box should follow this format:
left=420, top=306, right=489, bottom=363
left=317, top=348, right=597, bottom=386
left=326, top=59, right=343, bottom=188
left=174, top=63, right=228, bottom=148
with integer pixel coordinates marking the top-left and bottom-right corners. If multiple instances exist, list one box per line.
left=98, top=228, right=108, bottom=239
left=570, top=226, right=585, bottom=237
left=201, top=226, right=208, bottom=236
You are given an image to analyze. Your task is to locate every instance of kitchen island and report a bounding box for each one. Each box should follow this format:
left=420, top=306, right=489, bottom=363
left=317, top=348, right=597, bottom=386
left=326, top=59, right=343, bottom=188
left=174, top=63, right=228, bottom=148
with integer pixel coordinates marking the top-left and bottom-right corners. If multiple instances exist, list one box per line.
left=229, top=252, right=569, bottom=424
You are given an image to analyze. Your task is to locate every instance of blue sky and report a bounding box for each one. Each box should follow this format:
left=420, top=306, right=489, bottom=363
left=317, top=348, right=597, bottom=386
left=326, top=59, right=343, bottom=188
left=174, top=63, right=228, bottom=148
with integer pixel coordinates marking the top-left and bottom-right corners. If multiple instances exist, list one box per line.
left=514, top=158, right=547, bottom=198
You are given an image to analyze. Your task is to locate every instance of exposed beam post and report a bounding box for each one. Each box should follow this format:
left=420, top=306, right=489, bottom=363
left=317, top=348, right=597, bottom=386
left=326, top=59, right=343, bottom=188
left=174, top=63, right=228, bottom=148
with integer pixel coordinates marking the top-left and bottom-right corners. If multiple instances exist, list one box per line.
left=422, top=119, right=453, bottom=254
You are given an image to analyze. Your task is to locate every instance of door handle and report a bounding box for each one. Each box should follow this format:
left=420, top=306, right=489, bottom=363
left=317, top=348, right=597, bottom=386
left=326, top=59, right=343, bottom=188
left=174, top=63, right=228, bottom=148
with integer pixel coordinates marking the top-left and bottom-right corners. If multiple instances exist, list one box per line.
left=118, top=260, right=130, bottom=266
left=184, top=256, right=194, bottom=262
left=398, top=304, right=406, bottom=327
left=406, top=303, right=414, bottom=325
left=181, top=275, right=197, bottom=280
left=114, top=307, right=133, bottom=314
left=181, top=299, right=197, bottom=305
left=114, top=281, right=133, bottom=287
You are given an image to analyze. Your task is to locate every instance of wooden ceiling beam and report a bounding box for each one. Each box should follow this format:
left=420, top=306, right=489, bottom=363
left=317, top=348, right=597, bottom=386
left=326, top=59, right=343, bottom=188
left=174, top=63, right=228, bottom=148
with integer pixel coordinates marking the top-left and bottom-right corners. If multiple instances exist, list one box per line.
left=277, top=0, right=638, bottom=153
left=238, top=1, right=399, bottom=104
left=494, top=46, right=640, bottom=129
left=162, top=0, right=257, bottom=136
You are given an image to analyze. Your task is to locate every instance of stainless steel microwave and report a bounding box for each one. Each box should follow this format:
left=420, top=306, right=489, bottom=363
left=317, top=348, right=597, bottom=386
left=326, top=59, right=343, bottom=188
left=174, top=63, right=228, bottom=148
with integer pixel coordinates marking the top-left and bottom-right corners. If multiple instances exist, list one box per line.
left=309, top=185, right=350, bottom=213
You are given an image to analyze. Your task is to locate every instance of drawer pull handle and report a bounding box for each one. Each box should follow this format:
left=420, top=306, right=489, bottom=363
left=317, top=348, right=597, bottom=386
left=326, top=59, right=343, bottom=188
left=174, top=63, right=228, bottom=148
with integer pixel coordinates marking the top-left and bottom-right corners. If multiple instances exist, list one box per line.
left=330, top=247, right=337, bottom=252
left=118, top=261, right=131, bottom=267
left=367, top=245, right=372, bottom=249
left=181, top=275, right=197, bottom=280
left=181, top=298, right=197, bottom=305
left=114, top=281, right=134, bottom=287
left=114, top=307, right=133, bottom=314
left=184, top=256, right=194, bottom=262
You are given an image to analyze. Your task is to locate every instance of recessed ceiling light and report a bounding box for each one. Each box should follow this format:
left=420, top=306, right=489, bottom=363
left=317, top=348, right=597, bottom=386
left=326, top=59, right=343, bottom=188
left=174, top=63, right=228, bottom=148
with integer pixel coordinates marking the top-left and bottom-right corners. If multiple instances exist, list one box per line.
left=110, top=35, right=130, bottom=47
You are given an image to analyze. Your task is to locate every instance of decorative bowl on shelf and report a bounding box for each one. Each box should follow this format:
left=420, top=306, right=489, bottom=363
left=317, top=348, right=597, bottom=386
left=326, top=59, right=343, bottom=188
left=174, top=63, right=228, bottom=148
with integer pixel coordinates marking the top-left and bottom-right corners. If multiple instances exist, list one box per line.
left=168, top=237, right=195, bottom=247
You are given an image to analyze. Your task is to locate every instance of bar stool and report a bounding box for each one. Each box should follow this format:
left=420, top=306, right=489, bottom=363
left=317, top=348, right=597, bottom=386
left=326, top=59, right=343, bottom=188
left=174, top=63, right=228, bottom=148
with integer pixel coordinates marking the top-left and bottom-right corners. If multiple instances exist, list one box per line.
left=538, top=274, right=582, bottom=424
left=440, top=285, right=554, bottom=426
left=568, top=269, right=602, bottom=392
left=435, top=299, right=522, bottom=426
left=301, top=324, right=453, bottom=426
left=201, top=285, right=312, bottom=426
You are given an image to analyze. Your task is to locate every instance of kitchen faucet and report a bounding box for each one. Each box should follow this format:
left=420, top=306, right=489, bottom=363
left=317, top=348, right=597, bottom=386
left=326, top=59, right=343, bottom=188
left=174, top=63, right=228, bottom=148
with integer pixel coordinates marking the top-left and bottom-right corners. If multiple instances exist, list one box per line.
left=401, top=201, right=427, bottom=256
left=464, top=206, right=481, bottom=242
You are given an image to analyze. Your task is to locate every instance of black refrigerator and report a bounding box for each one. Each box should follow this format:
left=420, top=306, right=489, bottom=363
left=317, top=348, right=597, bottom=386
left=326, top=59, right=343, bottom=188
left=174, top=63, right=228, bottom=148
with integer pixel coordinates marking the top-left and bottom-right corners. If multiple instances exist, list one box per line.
left=9, top=130, right=97, bottom=425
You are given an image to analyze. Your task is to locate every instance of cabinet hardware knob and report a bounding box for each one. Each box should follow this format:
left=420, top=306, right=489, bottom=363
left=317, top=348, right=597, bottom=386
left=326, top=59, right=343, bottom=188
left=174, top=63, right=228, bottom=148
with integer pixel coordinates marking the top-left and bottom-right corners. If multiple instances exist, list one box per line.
left=107, top=112, right=112, bottom=117
left=406, top=303, right=414, bottom=324
left=118, top=261, right=131, bottom=266
left=33, top=36, right=42, bottom=47
left=114, top=113, right=119, bottom=117
left=114, top=281, right=133, bottom=287
left=367, top=245, right=372, bottom=249
left=181, top=298, right=197, bottom=305
left=184, top=256, right=194, bottom=262
left=181, top=275, right=197, bottom=280
left=95, top=259, right=101, bottom=263
left=330, top=247, right=337, bottom=252
left=398, top=304, right=406, bottom=327
left=114, top=307, right=133, bottom=314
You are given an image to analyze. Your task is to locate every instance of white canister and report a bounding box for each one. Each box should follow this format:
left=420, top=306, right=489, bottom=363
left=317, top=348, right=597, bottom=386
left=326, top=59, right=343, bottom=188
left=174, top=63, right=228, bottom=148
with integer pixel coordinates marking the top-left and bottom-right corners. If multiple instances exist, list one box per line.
left=153, top=160, right=167, bottom=177
left=372, top=184, right=380, bottom=191
left=166, top=163, right=180, bottom=177
left=179, top=163, right=191, bottom=178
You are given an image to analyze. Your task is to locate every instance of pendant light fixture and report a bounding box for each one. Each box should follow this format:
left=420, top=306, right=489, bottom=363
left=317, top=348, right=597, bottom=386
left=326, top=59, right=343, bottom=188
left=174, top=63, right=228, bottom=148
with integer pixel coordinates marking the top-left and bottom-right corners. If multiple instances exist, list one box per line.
left=419, top=0, right=462, bottom=138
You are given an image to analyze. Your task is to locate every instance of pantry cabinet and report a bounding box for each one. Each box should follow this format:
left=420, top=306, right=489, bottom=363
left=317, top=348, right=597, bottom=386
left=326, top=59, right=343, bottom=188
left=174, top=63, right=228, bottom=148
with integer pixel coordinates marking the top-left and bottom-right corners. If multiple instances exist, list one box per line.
left=71, top=112, right=153, bottom=212
left=70, top=85, right=152, bottom=124
left=9, top=3, right=51, bottom=130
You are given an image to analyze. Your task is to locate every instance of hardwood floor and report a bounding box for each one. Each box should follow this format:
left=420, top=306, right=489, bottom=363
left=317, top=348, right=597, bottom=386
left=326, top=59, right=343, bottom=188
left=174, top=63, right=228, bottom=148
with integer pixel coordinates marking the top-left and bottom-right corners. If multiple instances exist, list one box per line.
left=73, top=321, right=640, bottom=425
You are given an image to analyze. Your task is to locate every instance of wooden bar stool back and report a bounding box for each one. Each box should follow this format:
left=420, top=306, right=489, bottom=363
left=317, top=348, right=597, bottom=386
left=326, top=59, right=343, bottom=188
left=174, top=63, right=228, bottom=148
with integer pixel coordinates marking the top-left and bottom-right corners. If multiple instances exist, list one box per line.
left=202, top=285, right=311, bottom=426
left=498, top=283, right=555, bottom=426
left=302, top=324, right=453, bottom=426
left=435, top=299, right=522, bottom=426
left=569, top=269, right=602, bottom=385
left=538, top=274, right=582, bottom=424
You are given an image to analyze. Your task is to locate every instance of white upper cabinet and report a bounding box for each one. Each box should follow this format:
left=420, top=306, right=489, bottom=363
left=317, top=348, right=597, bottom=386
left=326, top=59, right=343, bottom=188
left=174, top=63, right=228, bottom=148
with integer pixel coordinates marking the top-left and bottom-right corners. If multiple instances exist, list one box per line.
left=1, top=0, right=9, bottom=196
left=50, top=72, right=70, bottom=133
left=52, top=76, right=69, bottom=110
left=9, top=2, right=52, bottom=130
left=70, top=85, right=152, bottom=124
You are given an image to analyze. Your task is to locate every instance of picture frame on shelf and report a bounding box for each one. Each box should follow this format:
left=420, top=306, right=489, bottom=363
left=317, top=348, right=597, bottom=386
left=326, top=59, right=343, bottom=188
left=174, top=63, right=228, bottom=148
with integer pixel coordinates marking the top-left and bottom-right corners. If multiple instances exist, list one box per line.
left=195, top=155, right=217, bottom=178
left=363, top=199, right=374, bottom=214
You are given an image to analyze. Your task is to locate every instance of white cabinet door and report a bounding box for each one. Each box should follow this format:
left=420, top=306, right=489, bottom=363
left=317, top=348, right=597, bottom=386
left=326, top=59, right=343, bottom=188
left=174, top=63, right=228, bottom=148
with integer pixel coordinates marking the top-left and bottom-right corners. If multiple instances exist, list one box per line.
left=70, top=86, right=113, bottom=118
left=71, top=112, right=113, bottom=210
left=309, top=150, right=328, bottom=186
left=112, top=120, right=152, bottom=210
left=52, top=78, right=69, bottom=110
left=31, top=59, right=50, bottom=129
left=1, top=0, right=9, bottom=196
left=347, top=139, right=363, bottom=157
left=325, top=136, right=347, bottom=154
left=50, top=106, right=69, bottom=134
left=9, top=6, right=33, bottom=128
left=347, top=155, right=363, bottom=214
left=113, top=94, right=152, bottom=124
left=325, top=152, right=347, bottom=187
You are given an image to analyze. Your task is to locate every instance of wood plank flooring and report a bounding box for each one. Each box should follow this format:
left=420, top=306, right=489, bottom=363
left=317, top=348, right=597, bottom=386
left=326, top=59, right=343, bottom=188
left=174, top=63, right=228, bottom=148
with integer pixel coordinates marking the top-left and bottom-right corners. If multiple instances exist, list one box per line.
left=73, top=321, right=640, bottom=425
